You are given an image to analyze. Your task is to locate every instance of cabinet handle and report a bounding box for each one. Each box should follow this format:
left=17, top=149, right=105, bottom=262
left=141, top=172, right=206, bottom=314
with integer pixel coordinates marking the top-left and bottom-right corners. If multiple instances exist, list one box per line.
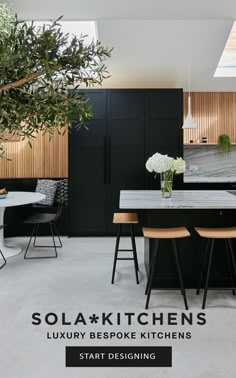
left=107, top=136, right=111, bottom=185
left=104, top=136, right=107, bottom=184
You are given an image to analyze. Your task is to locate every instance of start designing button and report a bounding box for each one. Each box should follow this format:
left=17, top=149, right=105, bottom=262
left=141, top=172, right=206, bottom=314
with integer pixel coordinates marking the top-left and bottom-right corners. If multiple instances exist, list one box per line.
left=66, top=346, right=172, bottom=367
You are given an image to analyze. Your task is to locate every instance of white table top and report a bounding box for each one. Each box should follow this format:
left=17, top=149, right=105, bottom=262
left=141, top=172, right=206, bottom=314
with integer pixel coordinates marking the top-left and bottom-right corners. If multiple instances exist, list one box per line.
left=0, top=191, right=45, bottom=208
left=120, top=190, right=236, bottom=209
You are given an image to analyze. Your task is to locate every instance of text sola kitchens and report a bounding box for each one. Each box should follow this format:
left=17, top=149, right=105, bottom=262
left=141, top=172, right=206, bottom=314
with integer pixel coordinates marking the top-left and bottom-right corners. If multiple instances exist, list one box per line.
left=31, top=311, right=207, bottom=341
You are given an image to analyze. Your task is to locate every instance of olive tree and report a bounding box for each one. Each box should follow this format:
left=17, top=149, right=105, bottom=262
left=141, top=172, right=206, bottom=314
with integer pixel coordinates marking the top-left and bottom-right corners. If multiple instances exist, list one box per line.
left=0, top=4, right=111, bottom=157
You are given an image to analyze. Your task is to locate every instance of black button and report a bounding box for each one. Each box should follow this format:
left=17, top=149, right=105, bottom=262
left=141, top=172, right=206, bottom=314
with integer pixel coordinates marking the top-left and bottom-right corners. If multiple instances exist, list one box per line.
left=66, top=346, right=172, bottom=367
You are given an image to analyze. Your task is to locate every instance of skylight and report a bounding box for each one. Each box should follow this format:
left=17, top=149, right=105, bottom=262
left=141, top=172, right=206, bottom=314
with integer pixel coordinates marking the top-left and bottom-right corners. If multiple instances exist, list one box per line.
left=33, top=21, right=98, bottom=45
left=214, top=21, right=236, bottom=77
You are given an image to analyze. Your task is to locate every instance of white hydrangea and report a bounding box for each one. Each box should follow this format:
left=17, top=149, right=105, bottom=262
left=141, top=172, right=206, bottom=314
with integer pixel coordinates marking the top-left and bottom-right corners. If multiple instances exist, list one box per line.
left=146, top=153, right=186, bottom=175
left=171, top=157, right=186, bottom=174
left=145, top=153, right=173, bottom=174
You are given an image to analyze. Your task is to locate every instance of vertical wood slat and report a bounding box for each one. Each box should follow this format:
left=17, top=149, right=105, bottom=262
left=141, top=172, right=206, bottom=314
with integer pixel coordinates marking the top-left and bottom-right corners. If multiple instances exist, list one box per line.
left=183, top=92, right=236, bottom=144
left=0, top=131, right=68, bottom=178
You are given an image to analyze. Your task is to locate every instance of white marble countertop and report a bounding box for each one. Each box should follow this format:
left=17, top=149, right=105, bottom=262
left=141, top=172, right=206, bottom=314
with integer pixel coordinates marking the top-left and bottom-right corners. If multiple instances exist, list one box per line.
left=120, top=190, right=236, bottom=209
left=184, top=176, right=236, bottom=183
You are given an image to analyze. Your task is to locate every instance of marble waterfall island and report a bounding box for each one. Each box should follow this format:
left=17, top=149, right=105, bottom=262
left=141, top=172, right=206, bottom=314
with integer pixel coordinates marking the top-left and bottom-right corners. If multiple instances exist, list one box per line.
left=120, top=190, right=236, bottom=209
left=119, top=190, right=236, bottom=288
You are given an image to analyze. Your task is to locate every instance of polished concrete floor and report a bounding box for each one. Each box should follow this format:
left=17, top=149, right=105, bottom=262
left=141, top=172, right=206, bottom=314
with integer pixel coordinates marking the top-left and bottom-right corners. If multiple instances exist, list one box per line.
left=0, top=236, right=235, bottom=378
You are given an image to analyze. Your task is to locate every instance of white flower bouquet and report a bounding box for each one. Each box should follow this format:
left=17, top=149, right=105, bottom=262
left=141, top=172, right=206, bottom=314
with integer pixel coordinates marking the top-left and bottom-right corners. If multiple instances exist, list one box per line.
left=146, top=152, right=186, bottom=198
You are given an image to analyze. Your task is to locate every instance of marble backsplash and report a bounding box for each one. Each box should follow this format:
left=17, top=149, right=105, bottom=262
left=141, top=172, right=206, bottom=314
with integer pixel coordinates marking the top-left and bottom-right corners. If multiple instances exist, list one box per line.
left=184, top=145, right=236, bottom=183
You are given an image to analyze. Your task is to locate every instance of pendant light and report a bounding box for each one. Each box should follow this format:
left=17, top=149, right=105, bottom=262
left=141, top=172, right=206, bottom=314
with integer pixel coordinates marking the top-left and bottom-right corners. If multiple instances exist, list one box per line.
left=182, top=70, right=197, bottom=129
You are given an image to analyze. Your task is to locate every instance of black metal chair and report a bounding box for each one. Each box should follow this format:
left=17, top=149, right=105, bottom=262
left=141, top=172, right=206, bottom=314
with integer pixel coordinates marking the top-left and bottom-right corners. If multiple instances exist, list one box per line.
left=0, top=225, right=6, bottom=269
left=24, top=201, right=63, bottom=259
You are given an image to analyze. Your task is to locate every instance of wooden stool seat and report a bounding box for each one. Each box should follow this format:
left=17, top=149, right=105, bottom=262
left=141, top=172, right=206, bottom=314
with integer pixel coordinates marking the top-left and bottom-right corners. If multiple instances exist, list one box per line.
left=113, top=213, right=138, bottom=224
left=143, top=227, right=190, bottom=239
left=143, top=226, right=189, bottom=310
left=195, top=226, right=236, bottom=309
left=195, top=227, right=236, bottom=239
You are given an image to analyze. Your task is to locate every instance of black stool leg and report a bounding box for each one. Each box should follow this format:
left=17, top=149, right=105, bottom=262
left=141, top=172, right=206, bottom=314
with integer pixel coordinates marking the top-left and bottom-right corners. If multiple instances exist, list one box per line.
left=202, top=239, right=215, bottom=310
left=33, top=223, right=62, bottom=248
left=50, top=223, right=58, bottom=258
left=53, top=223, right=63, bottom=247
left=172, top=239, right=188, bottom=310
left=25, top=223, right=58, bottom=259
left=145, top=239, right=160, bottom=295
left=225, top=239, right=236, bottom=295
left=111, top=224, right=121, bottom=284
left=227, top=239, right=236, bottom=287
left=196, top=239, right=210, bottom=295
left=33, top=224, right=39, bottom=247
left=0, top=249, right=6, bottom=269
left=130, top=224, right=139, bottom=284
left=145, top=240, right=160, bottom=309
left=24, top=224, right=37, bottom=259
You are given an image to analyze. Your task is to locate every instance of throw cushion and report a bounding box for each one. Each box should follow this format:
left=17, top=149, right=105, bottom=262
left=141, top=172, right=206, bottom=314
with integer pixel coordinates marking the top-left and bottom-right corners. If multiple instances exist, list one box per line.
left=35, top=179, right=58, bottom=206
left=55, top=179, right=69, bottom=205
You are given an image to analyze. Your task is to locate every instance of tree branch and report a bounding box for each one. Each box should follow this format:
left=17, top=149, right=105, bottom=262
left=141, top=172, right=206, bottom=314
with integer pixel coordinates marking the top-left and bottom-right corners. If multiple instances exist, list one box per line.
left=0, top=69, right=45, bottom=93
left=0, top=63, right=61, bottom=93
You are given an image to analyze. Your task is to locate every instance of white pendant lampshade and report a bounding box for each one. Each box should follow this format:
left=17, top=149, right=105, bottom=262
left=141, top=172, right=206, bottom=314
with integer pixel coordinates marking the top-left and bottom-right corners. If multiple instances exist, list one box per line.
left=182, top=70, right=197, bottom=129
left=182, top=96, right=197, bottom=129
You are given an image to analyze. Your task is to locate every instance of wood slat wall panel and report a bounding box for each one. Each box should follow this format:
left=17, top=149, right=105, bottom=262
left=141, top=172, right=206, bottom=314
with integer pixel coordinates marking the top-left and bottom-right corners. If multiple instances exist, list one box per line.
left=1, top=92, right=236, bottom=178
left=0, top=132, right=68, bottom=178
left=183, top=92, right=236, bottom=144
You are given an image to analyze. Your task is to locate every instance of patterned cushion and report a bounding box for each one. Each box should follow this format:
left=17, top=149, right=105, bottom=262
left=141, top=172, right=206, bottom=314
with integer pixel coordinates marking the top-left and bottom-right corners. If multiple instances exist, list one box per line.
left=55, top=179, right=68, bottom=205
left=35, top=179, right=58, bottom=206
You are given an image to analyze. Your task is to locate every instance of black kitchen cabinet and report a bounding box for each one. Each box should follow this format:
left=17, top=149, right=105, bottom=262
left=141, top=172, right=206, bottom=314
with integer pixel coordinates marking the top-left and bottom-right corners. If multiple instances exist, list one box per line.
left=107, top=90, right=146, bottom=232
left=69, top=90, right=108, bottom=235
left=69, top=89, right=183, bottom=235
left=145, top=90, right=183, bottom=189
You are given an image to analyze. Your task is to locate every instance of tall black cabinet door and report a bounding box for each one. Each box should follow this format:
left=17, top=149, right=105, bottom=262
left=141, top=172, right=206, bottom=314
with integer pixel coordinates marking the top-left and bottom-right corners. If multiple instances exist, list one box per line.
left=69, top=90, right=107, bottom=235
left=145, top=89, right=183, bottom=189
left=107, top=90, right=145, bottom=231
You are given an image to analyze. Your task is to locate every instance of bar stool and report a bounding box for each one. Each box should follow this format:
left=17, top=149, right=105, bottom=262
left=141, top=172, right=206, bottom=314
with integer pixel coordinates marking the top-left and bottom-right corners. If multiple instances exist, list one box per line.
left=143, top=227, right=190, bottom=310
left=195, top=227, right=236, bottom=309
left=111, top=212, right=139, bottom=284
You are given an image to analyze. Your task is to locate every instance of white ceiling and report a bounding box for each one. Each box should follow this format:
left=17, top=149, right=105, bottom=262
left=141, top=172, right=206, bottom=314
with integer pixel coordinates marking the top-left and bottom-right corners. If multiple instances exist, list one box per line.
left=5, top=0, right=236, bottom=90
left=6, top=0, right=236, bottom=20
left=98, top=20, right=233, bottom=90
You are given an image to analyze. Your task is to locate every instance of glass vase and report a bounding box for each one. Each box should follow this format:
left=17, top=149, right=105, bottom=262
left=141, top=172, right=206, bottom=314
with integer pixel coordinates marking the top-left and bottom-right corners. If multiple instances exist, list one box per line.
left=160, top=172, right=173, bottom=198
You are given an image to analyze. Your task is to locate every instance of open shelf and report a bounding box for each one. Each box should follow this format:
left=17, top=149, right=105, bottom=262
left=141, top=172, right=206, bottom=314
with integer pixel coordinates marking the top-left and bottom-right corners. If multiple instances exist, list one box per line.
left=184, top=143, right=236, bottom=146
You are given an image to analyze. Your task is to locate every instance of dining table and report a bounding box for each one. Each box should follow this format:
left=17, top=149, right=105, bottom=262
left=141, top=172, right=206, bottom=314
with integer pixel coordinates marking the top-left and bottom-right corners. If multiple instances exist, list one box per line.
left=0, top=191, right=45, bottom=258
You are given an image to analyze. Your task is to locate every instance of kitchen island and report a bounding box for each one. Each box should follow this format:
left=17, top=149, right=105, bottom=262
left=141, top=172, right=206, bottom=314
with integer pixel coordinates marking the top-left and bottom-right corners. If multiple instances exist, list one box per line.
left=120, top=190, right=236, bottom=288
